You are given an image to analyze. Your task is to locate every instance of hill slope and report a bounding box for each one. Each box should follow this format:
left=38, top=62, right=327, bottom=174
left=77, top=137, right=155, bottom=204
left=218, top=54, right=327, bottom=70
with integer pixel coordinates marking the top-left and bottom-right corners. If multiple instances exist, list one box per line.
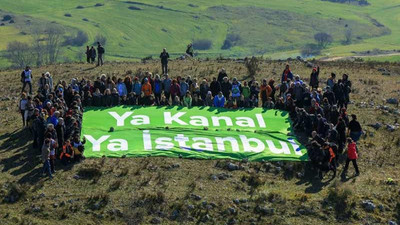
left=0, top=60, right=399, bottom=224
left=0, top=0, right=399, bottom=67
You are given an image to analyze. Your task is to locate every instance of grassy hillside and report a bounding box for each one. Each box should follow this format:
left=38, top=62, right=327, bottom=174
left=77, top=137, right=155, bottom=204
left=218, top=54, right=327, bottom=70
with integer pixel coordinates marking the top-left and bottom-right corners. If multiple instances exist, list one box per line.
left=0, top=60, right=399, bottom=224
left=0, top=0, right=399, bottom=68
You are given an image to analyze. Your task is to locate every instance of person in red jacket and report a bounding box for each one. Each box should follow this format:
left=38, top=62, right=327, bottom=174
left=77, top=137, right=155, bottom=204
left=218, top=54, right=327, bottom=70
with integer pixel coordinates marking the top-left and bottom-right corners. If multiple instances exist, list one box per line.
left=342, top=137, right=360, bottom=177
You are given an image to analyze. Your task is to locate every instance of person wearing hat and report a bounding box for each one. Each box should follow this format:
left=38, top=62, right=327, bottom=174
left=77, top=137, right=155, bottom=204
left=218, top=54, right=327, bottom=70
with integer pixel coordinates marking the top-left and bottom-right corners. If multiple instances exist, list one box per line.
left=309, top=66, right=320, bottom=89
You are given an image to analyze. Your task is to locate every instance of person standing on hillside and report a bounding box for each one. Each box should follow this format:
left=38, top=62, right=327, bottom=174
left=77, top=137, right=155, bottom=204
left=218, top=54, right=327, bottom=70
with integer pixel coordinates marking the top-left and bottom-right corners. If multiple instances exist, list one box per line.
left=309, top=66, right=320, bottom=89
left=341, top=137, right=360, bottom=177
left=85, top=46, right=91, bottom=63
left=217, top=68, right=227, bottom=83
left=281, top=64, right=293, bottom=83
left=160, top=48, right=170, bottom=75
left=97, top=42, right=105, bottom=66
left=186, top=43, right=194, bottom=57
left=21, top=66, right=33, bottom=94
left=90, top=46, right=96, bottom=64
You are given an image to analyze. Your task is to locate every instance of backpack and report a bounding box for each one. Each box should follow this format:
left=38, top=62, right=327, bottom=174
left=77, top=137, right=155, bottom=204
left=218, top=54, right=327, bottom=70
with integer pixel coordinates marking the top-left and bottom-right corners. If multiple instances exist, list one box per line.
left=99, top=46, right=105, bottom=54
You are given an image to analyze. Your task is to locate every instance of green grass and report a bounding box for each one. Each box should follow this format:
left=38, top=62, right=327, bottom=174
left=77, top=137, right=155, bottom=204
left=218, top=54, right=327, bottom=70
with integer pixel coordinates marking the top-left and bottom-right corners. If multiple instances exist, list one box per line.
left=0, top=60, right=399, bottom=224
left=0, top=0, right=399, bottom=66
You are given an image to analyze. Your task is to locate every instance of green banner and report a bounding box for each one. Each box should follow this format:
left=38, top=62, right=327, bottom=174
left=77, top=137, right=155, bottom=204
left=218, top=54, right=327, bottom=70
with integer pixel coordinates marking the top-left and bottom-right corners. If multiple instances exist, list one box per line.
left=81, top=106, right=308, bottom=161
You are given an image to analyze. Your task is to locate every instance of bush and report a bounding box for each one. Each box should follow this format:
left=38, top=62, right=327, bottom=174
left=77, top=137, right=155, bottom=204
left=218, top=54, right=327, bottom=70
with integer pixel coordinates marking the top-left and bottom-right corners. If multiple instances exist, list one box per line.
left=314, top=32, right=333, bottom=48
left=63, top=30, right=88, bottom=46
left=93, top=34, right=107, bottom=46
left=76, top=5, right=85, bottom=9
left=192, top=39, right=212, bottom=50
left=94, top=3, right=104, bottom=7
left=221, top=33, right=241, bottom=50
left=2, top=15, right=12, bottom=21
left=325, top=185, right=354, bottom=219
left=301, top=43, right=321, bottom=57
left=244, top=56, right=261, bottom=77
left=64, top=13, right=72, bottom=17
left=128, top=6, right=141, bottom=10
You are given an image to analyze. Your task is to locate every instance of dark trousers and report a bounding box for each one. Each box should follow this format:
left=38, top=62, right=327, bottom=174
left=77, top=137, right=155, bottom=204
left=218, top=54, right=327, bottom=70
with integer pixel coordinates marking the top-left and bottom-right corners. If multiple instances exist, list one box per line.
left=22, top=81, right=32, bottom=94
left=86, top=56, right=90, bottom=63
left=155, top=93, right=161, bottom=105
left=97, top=54, right=104, bottom=66
left=344, top=158, right=359, bottom=174
left=50, top=157, right=55, bottom=173
left=164, top=92, right=170, bottom=103
left=91, top=57, right=96, bottom=63
left=162, top=63, right=168, bottom=74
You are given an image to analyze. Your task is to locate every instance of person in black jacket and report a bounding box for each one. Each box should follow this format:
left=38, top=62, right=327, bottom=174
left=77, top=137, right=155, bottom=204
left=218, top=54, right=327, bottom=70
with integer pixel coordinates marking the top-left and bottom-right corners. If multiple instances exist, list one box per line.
left=97, top=42, right=105, bottom=66
left=210, top=77, right=221, bottom=97
left=217, top=68, right=227, bottom=83
left=85, top=46, right=90, bottom=63
left=90, top=46, right=96, bottom=63
left=160, top=48, right=170, bottom=75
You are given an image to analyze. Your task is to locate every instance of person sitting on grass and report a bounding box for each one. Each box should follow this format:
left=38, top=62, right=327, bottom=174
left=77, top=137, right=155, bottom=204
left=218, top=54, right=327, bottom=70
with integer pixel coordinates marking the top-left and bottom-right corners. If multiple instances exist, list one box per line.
left=60, top=139, right=74, bottom=165
left=213, top=91, right=225, bottom=108
left=183, top=91, right=192, bottom=107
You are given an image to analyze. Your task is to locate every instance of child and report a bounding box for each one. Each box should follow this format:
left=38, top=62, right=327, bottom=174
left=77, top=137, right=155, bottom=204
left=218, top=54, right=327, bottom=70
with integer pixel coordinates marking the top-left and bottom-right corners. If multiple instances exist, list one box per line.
left=342, top=138, right=360, bottom=177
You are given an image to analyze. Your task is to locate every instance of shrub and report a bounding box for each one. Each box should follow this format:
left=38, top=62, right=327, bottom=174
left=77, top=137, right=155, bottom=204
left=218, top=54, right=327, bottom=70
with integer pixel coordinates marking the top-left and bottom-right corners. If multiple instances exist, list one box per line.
left=314, top=32, right=333, bottom=48
left=93, top=34, right=107, bottom=46
left=221, top=33, right=241, bottom=50
left=76, top=5, right=85, bottom=9
left=2, top=15, right=12, bottom=21
left=193, top=39, right=212, bottom=50
left=325, top=185, right=354, bottom=219
left=63, top=30, right=88, bottom=46
left=64, top=13, right=72, bottom=17
left=244, top=56, right=261, bottom=77
left=82, top=18, right=89, bottom=22
left=128, top=6, right=141, bottom=10
left=301, top=43, right=321, bottom=57
left=94, top=3, right=104, bottom=7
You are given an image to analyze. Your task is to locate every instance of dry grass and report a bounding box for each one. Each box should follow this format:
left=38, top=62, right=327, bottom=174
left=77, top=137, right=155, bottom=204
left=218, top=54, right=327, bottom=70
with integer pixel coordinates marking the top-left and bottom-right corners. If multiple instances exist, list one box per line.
left=0, top=59, right=399, bottom=224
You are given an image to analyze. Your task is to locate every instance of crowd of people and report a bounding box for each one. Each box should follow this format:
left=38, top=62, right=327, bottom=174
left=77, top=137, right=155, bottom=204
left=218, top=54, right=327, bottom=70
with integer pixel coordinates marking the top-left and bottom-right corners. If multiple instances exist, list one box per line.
left=19, top=59, right=362, bottom=180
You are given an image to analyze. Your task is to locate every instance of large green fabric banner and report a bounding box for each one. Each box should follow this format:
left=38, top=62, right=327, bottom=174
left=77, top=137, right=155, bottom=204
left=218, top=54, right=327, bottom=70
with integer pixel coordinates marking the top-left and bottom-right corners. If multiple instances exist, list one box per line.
left=81, top=106, right=308, bottom=161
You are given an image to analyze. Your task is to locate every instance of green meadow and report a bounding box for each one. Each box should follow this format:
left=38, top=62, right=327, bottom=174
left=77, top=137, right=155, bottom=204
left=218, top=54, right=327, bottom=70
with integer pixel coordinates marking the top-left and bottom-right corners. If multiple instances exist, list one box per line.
left=0, top=0, right=399, bottom=67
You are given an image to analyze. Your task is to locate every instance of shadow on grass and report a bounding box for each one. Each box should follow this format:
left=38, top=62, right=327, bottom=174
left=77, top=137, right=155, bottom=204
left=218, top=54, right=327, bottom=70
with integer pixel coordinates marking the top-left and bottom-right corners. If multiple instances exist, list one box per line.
left=0, top=128, right=77, bottom=184
left=295, top=163, right=335, bottom=193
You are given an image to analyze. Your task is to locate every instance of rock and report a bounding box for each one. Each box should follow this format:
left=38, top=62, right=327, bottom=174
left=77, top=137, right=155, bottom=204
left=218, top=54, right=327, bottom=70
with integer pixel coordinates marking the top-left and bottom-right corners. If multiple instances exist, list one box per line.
left=210, top=175, right=218, bottom=181
left=368, top=122, right=382, bottom=130
left=386, top=98, right=399, bottom=105
left=296, top=172, right=305, bottom=178
left=39, top=193, right=46, bottom=198
left=306, top=62, right=314, bottom=68
left=256, top=206, right=274, bottom=215
left=93, top=203, right=101, bottom=210
left=382, top=71, right=391, bottom=76
left=233, top=199, right=240, bottom=204
left=362, top=200, right=376, bottom=212
left=187, top=204, right=195, bottom=210
left=227, top=162, right=239, bottom=171
left=378, top=204, right=384, bottom=211
left=170, top=210, right=179, bottom=220
left=150, top=217, right=161, bottom=224
left=297, top=209, right=306, bottom=215
left=190, top=194, right=202, bottom=201
left=389, top=221, right=398, bottom=225
left=227, top=218, right=237, bottom=225
left=84, top=209, right=91, bottom=214
left=201, top=214, right=210, bottom=222
left=32, top=206, right=41, bottom=213
left=239, top=198, right=248, bottom=203
left=59, top=201, right=65, bottom=207
left=73, top=175, right=81, bottom=179
left=274, top=166, right=282, bottom=174
left=53, top=203, right=59, bottom=208
left=228, top=207, right=236, bottom=214
left=386, top=125, right=397, bottom=132
left=96, top=214, right=104, bottom=219
left=264, top=162, right=273, bottom=171
left=171, top=163, right=180, bottom=168
left=217, top=173, right=231, bottom=180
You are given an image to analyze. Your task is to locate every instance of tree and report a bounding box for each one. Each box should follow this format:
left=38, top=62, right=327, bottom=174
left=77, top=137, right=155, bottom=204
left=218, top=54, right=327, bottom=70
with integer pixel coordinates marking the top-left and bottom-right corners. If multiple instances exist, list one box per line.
left=31, top=26, right=46, bottom=67
left=344, top=28, right=352, bottom=45
left=44, top=24, right=65, bottom=63
left=93, top=34, right=107, bottom=46
left=244, top=56, right=261, bottom=77
left=314, top=32, right=333, bottom=48
left=6, top=41, right=34, bottom=68
left=301, top=43, right=321, bottom=58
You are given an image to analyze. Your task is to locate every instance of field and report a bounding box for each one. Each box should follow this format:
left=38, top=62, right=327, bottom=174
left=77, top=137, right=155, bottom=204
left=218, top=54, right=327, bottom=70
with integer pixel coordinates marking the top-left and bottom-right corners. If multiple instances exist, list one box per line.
left=0, top=0, right=399, bottom=68
left=0, top=59, right=399, bottom=224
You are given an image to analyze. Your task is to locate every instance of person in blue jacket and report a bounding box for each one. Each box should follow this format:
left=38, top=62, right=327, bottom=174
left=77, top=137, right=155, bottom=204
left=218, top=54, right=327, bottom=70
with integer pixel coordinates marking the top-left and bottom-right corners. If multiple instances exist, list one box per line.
left=213, top=91, right=225, bottom=107
left=153, top=74, right=162, bottom=104
left=117, top=78, right=127, bottom=97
